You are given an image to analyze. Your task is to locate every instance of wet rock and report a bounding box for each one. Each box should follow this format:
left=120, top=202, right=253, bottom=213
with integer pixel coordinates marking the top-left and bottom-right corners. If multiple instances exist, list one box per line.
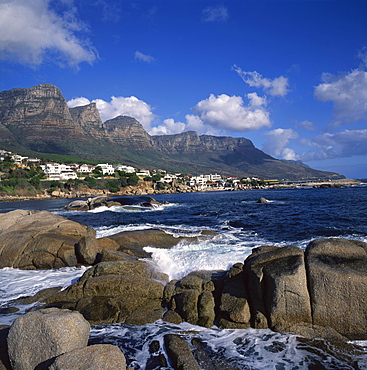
left=244, top=245, right=312, bottom=331
left=192, top=337, right=241, bottom=370
left=0, top=326, right=11, bottom=370
left=0, top=210, right=96, bottom=269
left=162, top=310, right=184, bottom=324
left=257, top=197, right=268, bottom=203
left=46, top=344, right=126, bottom=370
left=174, top=290, right=200, bottom=325
left=164, top=334, right=200, bottom=370
left=219, top=264, right=250, bottom=328
left=43, top=261, right=166, bottom=325
left=75, top=232, right=100, bottom=265
left=7, top=308, right=90, bottom=370
left=65, top=195, right=161, bottom=211
left=99, top=249, right=138, bottom=262
left=12, top=287, right=62, bottom=305
left=197, top=292, right=215, bottom=328
left=305, top=238, right=367, bottom=339
left=0, top=307, right=19, bottom=315
left=146, top=340, right=168, bottom=370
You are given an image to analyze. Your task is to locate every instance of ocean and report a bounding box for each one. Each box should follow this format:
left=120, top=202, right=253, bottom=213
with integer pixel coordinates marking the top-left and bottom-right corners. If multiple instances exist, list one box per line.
left=1, top=186, right=367, bottom=369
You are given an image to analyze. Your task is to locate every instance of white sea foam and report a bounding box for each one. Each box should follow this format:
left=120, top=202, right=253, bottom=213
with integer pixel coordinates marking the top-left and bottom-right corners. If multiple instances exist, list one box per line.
left=0, top=266, right=88, bottom=326
left=95, top=223, right=215, bottom=239
left=145, top=238, right=256, bottom=280
left=90, top=321, right=367, bottom=369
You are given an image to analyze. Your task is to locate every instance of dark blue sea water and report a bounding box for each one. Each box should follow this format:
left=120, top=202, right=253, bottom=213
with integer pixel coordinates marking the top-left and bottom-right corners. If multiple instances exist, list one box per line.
left=1, top=185, right=367, bottom=369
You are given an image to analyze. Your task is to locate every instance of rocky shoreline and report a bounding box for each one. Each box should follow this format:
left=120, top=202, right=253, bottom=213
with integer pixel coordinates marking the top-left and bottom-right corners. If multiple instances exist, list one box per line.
left=0, top=209, right=367, bottom=369
left=0, top=178, right=362, bottom=204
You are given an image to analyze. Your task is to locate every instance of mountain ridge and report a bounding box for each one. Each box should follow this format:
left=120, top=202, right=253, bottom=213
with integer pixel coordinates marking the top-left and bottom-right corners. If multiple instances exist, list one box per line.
left=0, top=84, right=343, bottom=180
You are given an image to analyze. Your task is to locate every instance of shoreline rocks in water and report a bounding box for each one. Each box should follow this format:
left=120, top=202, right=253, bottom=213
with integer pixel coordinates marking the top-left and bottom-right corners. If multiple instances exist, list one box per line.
left=32, top=237, right=367, bottom=342
left=0, top=209, right=218, bottom=268
left=1, top=208, right=367, bottom=368
left=6, top=307, right=126, bottom=370
left=64, top=195, right=163, bottom=211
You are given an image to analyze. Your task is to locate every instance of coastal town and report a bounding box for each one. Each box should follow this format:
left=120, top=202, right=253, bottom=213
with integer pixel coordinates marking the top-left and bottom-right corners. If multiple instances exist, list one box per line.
left=0, top=149, right=361, bottom=202
left=0, top=149, right=275, bottom=198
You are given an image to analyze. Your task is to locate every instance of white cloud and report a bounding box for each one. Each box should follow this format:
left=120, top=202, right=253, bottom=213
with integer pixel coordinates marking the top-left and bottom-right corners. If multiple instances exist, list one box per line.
left=149, top=118, right=186, bottom=135
left=191, top=93, right=271, bottom=132
left=233, top=65, right=290, bottom=97
left=69, top=92, right=271, bottom=137
left=262, top=128, right=299, bottom=160
left=297, top=120, right=315, bottom=130
left=301, top=129, right=367, bottom=161
left=135, top=51, right=155, bottom=63
left=67, top=96, right=156, bottom=131
left=0, top=0, right=97, bottom=67
left=67, top=97, right=91, bottom=108
left=202, top=5, right=228, bottom=22
left=314, top=69, right=367, bottom=127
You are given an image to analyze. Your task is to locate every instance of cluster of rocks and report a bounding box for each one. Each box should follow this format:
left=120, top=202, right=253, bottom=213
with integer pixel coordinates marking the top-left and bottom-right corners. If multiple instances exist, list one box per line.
left=64, top=195, right=163, bottom=211
left=1, top=208, right=367, bottom=368
left=161, top=239, right=367, bottom=342
left=0, top=208, right=216, bottom=269
left=3, top=308, right=126, bottom=370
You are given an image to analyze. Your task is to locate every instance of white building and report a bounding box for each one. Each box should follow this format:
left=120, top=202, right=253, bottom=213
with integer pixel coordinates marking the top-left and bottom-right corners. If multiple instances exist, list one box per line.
left=162, top=173, right=177, bottom=183
left=11, top=154, right=28, bottom=164
left=115, top=165, right=136, bottom=173
left=136, top=169, right=151, bottom=177
left=77, top=164, right=95, bottom=174
left=96, top=163, right=115, bottom=175
left=41, top=163, right=78, bottom=181
left=203, top=174, right=222, bottom=182
left=188, top=175, right=208, bottom=187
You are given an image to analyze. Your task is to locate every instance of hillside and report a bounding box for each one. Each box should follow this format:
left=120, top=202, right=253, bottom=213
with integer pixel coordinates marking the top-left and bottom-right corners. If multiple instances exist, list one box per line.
left=0, top=84, right=343, bottom=180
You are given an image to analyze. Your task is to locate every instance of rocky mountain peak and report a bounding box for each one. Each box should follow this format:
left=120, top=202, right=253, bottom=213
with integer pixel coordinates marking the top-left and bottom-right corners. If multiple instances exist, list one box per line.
left=69, top=102, right=103, bottom=130
left=103, top=115, right=154, bottom=149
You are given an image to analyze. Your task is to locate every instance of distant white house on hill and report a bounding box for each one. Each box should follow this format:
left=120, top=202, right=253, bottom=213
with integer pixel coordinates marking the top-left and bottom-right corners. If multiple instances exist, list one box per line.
left=41, top=163, right=78, bottom=181
left=115, top=164, right=136, bottom=173
left=77, top=164, right=95, bottom=174
left=96, top=163, right=115, bottom=175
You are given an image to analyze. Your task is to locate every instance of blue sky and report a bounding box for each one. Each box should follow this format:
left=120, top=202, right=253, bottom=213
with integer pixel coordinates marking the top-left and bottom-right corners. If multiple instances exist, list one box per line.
left=1, top=0, right=367, bottom=178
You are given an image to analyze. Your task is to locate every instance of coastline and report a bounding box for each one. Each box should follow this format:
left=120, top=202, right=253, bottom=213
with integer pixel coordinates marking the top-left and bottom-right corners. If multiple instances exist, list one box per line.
left=0, top=178, right=363, bottom=203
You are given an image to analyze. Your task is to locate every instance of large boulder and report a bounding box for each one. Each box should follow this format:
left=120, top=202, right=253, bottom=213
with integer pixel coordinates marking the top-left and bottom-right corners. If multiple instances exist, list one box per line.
left=47, top=344, right=126, bottom=370
left=305, top=238, right=367, bottom=339
left=0, top=210, right=96, bottom=269
left=244, top=245, right=312, bottom=332
left=7, top=308, right=90, bottom=370
left=43, top=260, right=167, bottom=325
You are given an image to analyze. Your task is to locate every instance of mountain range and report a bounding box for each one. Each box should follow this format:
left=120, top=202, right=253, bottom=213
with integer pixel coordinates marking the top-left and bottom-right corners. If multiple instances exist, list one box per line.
left=0, top=84, right=343, bottom=180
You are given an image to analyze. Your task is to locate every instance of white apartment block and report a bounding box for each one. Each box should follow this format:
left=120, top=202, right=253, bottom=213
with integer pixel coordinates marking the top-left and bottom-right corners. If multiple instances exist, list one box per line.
left=77, top=164, right=95, bottom=174
left=203, top=173, right=222, bottom=182
left=96, top=163, right=115, bottom=175
left=136, top=169, right=151, bottom=177
left=115, top=165, right=136, bottom=173
left=41, top=163, right=78, bottom=181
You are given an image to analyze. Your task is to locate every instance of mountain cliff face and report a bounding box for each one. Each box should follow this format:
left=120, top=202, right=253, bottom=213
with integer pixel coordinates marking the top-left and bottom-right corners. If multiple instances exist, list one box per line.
left=104, top=116, right=154, bottom=150
left=0, top=84, right=87, bottom=154
left=0, top=84, right=343, bottom=180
